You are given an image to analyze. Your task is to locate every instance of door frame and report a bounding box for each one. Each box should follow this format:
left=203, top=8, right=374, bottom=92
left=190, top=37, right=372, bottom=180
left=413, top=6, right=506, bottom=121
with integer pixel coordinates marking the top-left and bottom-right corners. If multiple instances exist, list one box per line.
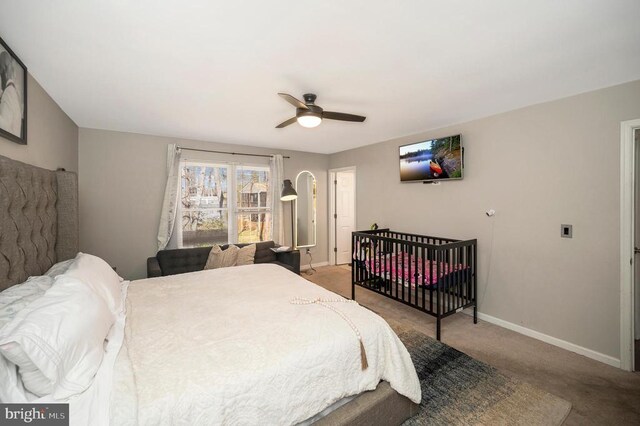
left=328, top=166, right=357, bottom=265
left=620, top=118, right=640, bottom=371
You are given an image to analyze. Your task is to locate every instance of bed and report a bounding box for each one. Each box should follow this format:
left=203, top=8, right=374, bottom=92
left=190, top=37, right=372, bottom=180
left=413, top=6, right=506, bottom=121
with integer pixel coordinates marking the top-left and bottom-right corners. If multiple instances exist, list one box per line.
left=352, top=229, right=478, bottom=340
left=0, top=154, right=421, bottom=425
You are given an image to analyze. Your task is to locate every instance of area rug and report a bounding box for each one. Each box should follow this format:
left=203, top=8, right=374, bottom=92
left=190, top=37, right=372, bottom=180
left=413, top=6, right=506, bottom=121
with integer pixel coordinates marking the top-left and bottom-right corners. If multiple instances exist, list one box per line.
left=396, top=328, right=572, bottom=425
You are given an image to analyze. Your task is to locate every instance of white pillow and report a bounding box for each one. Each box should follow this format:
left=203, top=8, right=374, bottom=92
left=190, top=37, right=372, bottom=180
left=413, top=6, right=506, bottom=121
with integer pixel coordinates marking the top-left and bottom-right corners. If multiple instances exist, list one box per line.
left=0, top=342, right=53, bottom=396
left=0, top=348, right=29, bottom=402
left=0, top=275, right=54, bottom=329
left=64, top=253, right=123, bottom=314
left=0, top=258, right=78, bottom=329
left=0, top=275, right=114, bottom=399
left=45, top=258, right=75, bottom=278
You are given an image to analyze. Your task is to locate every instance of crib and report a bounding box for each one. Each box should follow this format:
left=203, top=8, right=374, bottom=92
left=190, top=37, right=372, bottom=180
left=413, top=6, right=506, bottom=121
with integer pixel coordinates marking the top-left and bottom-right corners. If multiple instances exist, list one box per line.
left=351, top=229, right=477, bottom=340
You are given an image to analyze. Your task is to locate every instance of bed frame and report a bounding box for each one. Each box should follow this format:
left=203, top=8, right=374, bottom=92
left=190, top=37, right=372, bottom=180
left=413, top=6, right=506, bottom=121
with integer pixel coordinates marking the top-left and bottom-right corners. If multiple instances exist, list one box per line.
left=352, top=229, right=477, bottom=340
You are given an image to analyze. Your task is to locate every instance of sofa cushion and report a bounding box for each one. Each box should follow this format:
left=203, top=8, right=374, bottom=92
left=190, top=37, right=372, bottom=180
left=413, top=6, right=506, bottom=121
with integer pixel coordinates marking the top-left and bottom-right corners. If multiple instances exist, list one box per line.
left=157, top=247, right=211, bottom=276
left=252, top=241, right=277, bottom=264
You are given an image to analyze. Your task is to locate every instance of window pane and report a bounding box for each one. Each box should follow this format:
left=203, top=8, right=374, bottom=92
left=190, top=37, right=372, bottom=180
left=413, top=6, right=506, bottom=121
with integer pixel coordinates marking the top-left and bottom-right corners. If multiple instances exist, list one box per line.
left=237, top=212, right=272, bottom=243
left=182, top=209, right=229, bottom=247
left=236, top=167, right=270, bottom=209
left=182, top=165, right=228, bottom=210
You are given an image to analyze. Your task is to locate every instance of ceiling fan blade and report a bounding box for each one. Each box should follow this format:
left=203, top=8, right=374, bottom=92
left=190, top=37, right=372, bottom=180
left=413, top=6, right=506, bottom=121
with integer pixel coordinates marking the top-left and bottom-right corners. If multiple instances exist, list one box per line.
left=278, top=93, right=309, bottom=110
left=323, top=111, right=366, bottom=122
left=276, top=117, right=298, bottom=128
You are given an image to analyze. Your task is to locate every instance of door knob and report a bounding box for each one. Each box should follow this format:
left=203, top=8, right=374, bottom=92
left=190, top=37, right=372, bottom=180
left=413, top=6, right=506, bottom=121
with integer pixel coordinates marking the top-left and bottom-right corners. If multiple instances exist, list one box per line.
left=635, top=247, right=640, bottom=254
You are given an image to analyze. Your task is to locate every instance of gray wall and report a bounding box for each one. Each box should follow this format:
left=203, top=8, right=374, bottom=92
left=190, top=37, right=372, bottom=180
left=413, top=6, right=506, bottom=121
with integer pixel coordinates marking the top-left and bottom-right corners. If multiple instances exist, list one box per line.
left=0, top=74, right=78, bottom=171
left=78, top=128, right=329, bottom=280
left=329, top=79, right=640, bottom=360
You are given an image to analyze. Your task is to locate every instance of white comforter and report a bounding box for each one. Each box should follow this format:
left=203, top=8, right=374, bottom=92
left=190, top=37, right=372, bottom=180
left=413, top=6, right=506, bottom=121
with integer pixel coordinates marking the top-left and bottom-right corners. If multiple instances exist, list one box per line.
left=111, top=263, right=421, bottom=425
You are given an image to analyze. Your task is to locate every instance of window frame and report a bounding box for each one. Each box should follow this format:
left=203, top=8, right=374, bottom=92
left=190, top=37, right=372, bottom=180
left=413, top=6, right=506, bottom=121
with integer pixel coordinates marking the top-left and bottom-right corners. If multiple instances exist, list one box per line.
left=178, top=160, right=272, bottom=248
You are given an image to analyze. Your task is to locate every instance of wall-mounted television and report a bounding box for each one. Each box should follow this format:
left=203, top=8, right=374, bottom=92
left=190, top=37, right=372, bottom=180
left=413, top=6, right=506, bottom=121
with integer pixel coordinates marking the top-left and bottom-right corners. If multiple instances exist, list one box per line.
left=399, top=134, right=463, bottom=182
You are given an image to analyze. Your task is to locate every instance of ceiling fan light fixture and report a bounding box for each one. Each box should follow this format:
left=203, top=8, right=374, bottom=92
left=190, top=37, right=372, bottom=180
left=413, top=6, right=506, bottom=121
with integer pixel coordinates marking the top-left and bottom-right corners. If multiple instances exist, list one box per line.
left=276, top=93, right=365, bottom=129
left=297, top=114, right=322, bottom=128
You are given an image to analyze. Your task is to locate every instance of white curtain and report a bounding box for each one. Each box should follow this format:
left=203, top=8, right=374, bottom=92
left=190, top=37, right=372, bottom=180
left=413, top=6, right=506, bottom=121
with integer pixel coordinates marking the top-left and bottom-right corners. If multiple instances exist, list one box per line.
left=270, top=154, right=285, bottom=245
left=157, top=144, right=182, bottom=250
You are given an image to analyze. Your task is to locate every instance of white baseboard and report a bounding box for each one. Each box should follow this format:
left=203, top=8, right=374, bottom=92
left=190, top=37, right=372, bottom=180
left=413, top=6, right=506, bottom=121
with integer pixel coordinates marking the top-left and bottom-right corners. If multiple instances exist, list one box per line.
left=300, top=261, right=329, bottom=271
left=465, top=310, right=621, bottom=368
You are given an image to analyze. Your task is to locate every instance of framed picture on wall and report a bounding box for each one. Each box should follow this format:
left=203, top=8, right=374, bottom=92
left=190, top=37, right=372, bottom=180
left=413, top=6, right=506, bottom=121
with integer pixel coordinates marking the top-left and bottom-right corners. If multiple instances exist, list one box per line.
left=0, top=35, right=27, bottom=144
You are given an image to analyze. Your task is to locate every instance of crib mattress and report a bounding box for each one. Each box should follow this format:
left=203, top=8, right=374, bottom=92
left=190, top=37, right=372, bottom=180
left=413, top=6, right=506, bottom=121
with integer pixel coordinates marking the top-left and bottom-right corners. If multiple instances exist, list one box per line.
left=364, top=251, right=469, bottom=289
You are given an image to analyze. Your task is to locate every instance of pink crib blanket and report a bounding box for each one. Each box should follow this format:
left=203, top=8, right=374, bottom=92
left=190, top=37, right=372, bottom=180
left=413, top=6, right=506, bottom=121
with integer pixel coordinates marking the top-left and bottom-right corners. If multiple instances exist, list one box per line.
left=365, top=251, right=466, bottom=287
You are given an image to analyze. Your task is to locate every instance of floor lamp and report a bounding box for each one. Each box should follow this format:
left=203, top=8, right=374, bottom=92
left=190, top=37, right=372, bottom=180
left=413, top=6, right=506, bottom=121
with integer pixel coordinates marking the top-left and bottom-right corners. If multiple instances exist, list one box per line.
left=280, top=179, right=297, bottom=248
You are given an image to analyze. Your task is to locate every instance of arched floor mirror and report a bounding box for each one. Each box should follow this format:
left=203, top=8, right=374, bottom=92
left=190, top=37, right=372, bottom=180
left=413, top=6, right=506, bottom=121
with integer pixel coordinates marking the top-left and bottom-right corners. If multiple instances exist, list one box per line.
left=295, top=171, right=317, bottom=250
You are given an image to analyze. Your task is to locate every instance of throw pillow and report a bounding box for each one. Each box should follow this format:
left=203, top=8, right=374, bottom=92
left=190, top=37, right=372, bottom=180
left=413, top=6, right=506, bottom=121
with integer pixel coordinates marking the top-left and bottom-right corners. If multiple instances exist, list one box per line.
left=204, top=245, right=240, bottom=270
left=233, top=244, right=256, bottom=266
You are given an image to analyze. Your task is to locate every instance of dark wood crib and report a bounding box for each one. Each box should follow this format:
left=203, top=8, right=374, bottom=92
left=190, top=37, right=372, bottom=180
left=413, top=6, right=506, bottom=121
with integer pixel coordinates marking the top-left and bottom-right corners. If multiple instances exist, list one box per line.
left=351, top=229, right=477, bottom=340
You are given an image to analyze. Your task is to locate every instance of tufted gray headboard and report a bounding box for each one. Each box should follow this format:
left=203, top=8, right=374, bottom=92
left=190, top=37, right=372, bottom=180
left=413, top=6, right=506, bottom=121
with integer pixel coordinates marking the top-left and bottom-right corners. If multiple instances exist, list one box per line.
left=0, top=154, right=79, bottom=290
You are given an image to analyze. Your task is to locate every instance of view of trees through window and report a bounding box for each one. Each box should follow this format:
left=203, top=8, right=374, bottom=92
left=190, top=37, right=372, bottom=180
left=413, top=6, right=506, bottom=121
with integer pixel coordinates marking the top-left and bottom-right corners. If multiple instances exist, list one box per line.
left=181, top=162, right=271, bottom=247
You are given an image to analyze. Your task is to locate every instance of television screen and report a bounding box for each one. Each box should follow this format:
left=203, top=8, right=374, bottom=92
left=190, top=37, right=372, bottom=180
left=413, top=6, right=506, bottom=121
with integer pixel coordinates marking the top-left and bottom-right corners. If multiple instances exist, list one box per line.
left=399, top=134, right=463, bottom=182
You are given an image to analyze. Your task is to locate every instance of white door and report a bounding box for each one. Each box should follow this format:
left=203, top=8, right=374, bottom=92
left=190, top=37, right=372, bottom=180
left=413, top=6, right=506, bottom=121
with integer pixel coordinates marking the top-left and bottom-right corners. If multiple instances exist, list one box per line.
left=336, top=170, right=355, bottom=264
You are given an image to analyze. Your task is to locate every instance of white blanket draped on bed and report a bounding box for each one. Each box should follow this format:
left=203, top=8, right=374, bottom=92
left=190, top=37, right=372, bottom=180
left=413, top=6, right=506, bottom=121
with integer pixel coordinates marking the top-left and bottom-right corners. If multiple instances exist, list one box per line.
left=111, top=263, right=420, bottom=425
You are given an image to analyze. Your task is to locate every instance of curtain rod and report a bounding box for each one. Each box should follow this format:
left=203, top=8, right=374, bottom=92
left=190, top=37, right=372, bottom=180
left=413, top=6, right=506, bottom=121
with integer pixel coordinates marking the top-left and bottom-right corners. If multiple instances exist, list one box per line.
left=177, top=146, right=290, bottom=159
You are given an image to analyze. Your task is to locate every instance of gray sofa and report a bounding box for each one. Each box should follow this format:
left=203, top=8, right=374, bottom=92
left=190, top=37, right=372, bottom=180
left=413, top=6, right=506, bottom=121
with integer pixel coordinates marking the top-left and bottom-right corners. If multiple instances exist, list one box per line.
left=147, top=241, right=300, bottom=278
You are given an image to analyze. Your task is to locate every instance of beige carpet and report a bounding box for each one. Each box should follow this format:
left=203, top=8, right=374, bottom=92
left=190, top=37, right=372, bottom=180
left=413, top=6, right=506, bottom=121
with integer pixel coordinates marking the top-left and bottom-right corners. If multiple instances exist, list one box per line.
left=305, top=266, right=640, bottom=425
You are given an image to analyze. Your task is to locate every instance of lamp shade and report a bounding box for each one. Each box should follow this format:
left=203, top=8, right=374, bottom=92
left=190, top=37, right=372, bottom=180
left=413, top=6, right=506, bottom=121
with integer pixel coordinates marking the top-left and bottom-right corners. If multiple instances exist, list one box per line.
left=297, top=114, right=322, bottom=128
left=281, top=179, right=298, bottom=201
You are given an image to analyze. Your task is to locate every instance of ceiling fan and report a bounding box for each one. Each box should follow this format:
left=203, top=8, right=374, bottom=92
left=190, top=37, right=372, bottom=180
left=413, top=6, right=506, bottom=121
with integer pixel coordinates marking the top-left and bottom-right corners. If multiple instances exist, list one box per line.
left=276, top=93, right=366, bottom=129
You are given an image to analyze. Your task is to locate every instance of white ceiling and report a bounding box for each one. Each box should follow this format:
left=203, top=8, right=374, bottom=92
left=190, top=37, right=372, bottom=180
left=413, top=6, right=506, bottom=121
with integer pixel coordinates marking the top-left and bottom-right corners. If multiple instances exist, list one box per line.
left=1, top=1, right=639, bottom=154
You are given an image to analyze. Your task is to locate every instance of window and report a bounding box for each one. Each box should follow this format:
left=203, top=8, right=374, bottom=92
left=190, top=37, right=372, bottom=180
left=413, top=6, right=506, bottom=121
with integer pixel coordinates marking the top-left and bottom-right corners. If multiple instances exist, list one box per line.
left=180, top=161, right=271, bottom=247
left=236, top=165, right=272, bottom=244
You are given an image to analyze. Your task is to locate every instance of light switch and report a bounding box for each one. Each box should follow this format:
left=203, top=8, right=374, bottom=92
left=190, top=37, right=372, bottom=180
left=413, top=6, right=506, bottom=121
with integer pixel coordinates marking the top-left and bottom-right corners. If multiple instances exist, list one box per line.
left=561, top=224, right=572, bottom=238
